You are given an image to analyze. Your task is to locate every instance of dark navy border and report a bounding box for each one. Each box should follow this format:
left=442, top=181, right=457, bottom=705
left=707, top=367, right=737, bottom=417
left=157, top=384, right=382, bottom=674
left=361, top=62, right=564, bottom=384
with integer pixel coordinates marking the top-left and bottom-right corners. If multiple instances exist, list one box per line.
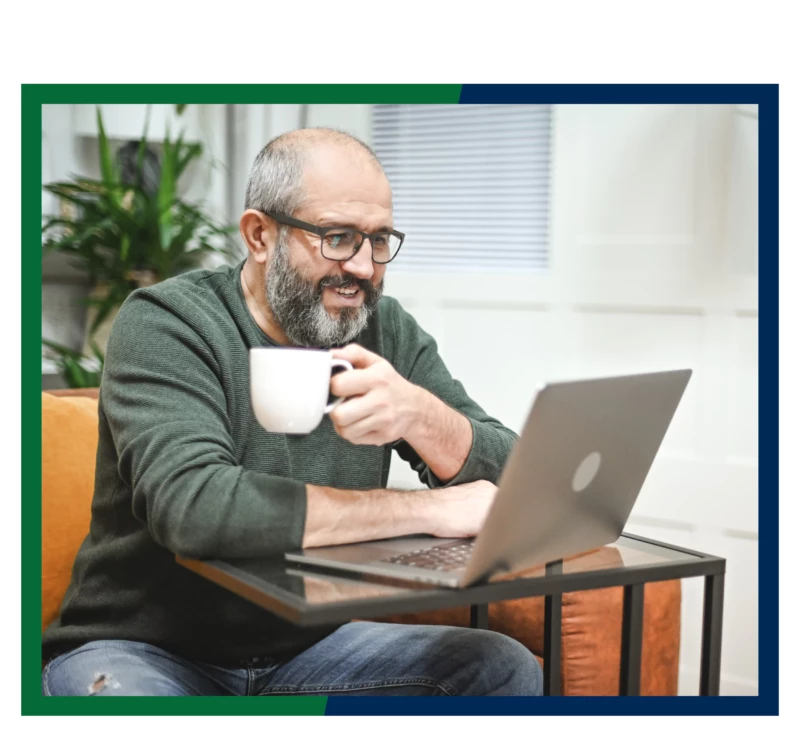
left=326, top=83, right=778, bottom=716
left=326, top=696, right=773, bottom=716
left=459, top=83, right=770, bottom=104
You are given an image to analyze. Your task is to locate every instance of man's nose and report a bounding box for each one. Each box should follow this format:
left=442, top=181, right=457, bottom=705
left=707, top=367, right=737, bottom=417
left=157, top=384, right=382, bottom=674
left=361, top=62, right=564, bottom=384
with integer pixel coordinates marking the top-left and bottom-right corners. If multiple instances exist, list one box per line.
left=342, top=240, right=375, bottom=280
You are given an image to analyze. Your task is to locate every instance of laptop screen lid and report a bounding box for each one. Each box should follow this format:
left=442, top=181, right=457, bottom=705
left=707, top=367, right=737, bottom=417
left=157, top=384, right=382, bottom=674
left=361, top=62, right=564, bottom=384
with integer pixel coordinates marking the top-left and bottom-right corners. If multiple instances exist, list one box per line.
left=459, top=369, right=692, bottom=586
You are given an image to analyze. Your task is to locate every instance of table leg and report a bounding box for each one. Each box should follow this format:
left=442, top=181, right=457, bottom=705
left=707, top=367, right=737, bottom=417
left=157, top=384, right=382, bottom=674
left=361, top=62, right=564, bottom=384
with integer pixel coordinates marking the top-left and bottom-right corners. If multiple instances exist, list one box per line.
left=700, top=573, right=725, bottom=696
left=619, top=583, right=644, bottom=695
left=544, top=560, right=563, bottom=696
left=470, top=603, right=488, bottom=629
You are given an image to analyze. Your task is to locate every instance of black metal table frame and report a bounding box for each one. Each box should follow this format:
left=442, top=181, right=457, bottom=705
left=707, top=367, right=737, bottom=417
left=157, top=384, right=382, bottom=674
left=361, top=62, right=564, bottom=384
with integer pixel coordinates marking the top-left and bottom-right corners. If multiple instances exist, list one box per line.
left=178, top=532, right=726, bottom=697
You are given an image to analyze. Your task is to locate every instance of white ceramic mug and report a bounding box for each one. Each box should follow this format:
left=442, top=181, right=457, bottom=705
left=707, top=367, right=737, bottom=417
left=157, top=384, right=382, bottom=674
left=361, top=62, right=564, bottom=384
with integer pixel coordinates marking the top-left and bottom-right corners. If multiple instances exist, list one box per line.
left=249, top=347, right=354, bottom=434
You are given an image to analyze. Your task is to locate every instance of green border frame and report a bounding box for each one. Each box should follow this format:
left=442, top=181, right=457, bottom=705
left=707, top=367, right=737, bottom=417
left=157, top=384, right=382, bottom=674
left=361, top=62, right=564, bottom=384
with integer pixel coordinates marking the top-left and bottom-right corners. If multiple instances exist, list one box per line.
left=23, top=84, right=461, bottom=716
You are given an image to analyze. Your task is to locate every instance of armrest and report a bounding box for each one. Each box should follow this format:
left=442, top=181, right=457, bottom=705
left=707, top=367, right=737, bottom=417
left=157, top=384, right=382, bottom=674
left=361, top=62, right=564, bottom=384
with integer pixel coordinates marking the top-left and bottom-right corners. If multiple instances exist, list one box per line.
left=557, top=579, right=681, bottom=695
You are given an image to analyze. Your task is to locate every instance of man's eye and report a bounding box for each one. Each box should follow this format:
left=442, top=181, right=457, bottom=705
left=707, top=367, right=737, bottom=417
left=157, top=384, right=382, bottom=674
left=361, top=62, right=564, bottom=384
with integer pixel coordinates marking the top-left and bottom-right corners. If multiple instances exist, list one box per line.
left=373, top=235, right=389, bottom=247
left=325, top=231, right=356, bottom=248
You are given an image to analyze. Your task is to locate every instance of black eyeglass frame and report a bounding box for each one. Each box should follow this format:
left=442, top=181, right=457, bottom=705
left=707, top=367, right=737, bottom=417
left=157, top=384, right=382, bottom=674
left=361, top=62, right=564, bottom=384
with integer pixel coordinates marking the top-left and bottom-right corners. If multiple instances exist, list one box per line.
left=264, top=210, right=405, bottom=264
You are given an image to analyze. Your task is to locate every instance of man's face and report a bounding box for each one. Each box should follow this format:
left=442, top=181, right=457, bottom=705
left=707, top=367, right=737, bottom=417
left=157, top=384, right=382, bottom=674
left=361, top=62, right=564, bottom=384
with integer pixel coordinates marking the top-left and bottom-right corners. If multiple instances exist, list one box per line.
left=264, top=145, right=393, bottom=348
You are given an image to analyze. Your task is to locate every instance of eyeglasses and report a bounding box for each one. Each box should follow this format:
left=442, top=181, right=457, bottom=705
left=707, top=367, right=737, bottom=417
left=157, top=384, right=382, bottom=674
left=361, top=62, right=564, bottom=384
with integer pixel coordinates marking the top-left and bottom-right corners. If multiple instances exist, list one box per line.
left=264, top=211, right=405, bottom=264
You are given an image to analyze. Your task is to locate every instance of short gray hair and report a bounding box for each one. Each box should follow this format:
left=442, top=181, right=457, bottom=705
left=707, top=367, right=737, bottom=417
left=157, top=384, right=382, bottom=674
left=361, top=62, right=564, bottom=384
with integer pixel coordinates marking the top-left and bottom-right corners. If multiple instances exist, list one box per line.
left=244, top=127, right=384, bottom=216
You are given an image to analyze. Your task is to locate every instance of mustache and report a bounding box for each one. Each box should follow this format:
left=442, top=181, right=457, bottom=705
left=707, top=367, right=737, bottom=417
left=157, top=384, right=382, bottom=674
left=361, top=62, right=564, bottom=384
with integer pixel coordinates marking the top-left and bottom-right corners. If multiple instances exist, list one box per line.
left=318, top=275, right=376, bottom=292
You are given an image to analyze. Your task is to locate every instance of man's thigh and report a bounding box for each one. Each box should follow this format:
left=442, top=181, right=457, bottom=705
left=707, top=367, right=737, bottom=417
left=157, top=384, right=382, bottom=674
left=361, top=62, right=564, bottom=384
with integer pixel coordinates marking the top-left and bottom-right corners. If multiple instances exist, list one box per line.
left=42, top=640, right=242, bottom=696
left=257, top=621, right=543, bottom=696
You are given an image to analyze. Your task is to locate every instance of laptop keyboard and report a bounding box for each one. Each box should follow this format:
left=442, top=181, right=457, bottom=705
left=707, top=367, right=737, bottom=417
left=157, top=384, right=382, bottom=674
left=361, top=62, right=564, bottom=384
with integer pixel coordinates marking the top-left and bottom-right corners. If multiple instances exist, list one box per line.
left=379, top=539, right=475, bottom=572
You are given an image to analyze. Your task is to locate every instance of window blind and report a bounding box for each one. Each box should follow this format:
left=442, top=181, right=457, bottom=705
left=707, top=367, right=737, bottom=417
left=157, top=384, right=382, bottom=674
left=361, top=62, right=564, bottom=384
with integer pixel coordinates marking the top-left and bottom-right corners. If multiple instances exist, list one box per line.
left=371, top=104, right=552, bottom=272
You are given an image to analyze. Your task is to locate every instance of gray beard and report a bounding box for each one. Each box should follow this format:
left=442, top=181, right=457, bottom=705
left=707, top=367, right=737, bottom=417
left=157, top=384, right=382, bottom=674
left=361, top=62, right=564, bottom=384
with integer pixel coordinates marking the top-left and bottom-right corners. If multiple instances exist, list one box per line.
left=265, top=233, right=384, bottom=348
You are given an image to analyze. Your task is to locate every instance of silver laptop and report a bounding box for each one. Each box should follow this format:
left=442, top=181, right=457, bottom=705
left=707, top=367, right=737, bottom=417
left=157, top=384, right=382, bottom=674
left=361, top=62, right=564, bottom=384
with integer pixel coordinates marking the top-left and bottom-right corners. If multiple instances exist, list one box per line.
left=285, top=369, right=692, bottom=588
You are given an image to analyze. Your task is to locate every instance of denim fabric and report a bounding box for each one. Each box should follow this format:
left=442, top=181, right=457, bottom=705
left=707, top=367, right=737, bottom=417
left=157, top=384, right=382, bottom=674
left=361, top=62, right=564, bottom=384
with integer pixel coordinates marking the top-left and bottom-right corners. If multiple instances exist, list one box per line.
left=43, top=622, right=543, bottom=696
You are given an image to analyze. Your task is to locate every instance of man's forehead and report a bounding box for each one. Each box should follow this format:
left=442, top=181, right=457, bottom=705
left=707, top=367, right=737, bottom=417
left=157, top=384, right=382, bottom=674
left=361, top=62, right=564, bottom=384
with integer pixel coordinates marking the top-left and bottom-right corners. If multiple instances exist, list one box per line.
left=305, top=146, right=389, bottom=182
left=300, top=144, right=393, bottom=222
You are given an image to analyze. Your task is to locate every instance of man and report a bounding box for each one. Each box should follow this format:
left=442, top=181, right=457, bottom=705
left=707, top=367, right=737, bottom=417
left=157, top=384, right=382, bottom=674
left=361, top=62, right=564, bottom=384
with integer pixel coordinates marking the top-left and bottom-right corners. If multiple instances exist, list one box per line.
left=42, top=128, right=544, bottom=697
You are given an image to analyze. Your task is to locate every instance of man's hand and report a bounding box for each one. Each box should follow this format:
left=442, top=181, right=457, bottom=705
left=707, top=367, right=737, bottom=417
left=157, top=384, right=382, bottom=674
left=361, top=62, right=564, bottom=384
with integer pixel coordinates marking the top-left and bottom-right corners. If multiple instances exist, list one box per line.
left=329, top=344, right=422, bottom=446
left=425, top=480, right=498, bottom=538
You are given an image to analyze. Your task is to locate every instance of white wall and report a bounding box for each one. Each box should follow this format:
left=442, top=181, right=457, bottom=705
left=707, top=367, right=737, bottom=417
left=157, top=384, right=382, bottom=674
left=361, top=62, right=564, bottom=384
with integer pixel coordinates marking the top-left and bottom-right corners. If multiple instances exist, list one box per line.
left=41, top=103, right=759, bottom=694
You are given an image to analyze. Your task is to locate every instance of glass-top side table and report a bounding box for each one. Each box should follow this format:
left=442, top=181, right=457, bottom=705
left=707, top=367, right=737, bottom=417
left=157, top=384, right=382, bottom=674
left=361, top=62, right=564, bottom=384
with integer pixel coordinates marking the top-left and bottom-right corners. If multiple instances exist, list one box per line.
left=177, top=532, right=725, bottom=696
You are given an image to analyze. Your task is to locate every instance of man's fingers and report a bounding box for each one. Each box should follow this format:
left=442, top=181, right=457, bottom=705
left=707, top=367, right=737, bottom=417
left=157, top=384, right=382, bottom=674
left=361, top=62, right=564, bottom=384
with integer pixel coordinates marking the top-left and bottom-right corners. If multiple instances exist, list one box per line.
left=329, top=396, right=373, bottom=428
left=335, top=416, right=387, bottom=446
left=331, top=343, right=381, bottom=369
left=330, top=364, right=381, bottom=398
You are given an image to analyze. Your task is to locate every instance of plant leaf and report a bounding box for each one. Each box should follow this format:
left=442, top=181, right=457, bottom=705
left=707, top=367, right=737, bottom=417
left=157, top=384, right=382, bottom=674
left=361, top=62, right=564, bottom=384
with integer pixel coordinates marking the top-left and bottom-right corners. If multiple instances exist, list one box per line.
left=175, top=141, right=202, bottom=180
left=136, top=104, right=152, bottom=178
left=157, top=131, right=175, bottom=251
left=88, top=289, right=122, bottom=336
left=120, top=233, right=130, bottom=263
left=42, top=338, right=83, bottom=360
left=88, top=339, right=106, bottom=367
left=96, top=107, right=118, bottom=192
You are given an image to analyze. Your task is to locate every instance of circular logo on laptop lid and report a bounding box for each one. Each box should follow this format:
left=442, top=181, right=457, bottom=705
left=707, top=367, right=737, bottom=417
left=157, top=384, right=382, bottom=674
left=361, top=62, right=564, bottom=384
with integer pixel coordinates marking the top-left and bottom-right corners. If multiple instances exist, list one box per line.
left=572, top=451, right=602, bottom=492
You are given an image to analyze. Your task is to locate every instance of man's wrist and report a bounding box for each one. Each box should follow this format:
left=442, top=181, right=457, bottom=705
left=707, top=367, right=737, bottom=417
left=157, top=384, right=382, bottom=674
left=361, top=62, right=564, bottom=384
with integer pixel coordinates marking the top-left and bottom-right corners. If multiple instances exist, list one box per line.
left=400, top=385, right=472, bottom=483
left=401, top=383, right=432, bottom=446
left=404, top=486, right=438, bottom=536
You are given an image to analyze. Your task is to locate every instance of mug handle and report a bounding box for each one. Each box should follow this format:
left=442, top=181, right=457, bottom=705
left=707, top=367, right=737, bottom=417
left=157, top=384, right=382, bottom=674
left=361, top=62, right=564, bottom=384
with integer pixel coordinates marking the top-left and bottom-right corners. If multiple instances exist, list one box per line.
left=324, top=358, right=354, bottom=413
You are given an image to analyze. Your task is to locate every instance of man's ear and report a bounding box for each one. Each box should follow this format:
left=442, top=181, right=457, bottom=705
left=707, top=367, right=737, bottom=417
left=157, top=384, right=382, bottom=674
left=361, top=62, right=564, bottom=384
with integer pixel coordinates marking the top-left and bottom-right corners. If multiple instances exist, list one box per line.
left=240, top=210, right=276, bottom=264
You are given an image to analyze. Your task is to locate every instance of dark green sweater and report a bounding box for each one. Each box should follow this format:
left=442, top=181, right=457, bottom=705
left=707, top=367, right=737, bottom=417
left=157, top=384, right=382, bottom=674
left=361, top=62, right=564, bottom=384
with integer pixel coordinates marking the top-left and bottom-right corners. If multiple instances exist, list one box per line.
left=43, top=261, right=518, bottom=666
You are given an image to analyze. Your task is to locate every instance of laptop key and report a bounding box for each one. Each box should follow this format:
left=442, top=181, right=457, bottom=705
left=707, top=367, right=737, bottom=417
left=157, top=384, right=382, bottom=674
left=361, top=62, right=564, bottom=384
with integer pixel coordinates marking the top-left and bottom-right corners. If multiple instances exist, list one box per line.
left=379, top=540, right=475, bottom=571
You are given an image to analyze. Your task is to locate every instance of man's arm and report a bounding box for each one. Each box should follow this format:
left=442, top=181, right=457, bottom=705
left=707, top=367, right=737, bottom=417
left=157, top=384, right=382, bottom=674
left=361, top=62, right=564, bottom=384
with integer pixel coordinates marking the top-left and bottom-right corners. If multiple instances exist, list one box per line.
left=396, top=384, right=473, bottom=482
left=302, top=480, right=496, bottom=548
left=104, top=293, right=310, bottom=560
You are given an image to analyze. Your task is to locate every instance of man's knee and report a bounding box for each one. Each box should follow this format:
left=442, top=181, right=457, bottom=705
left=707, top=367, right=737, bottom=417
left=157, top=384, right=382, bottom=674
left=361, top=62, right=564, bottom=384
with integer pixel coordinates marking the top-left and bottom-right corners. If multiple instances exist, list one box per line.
left=42, top=640, right=204, bottom=697
left=44, top=653, right=129, bottom=696
left=431, top=627, right=543, bottom=696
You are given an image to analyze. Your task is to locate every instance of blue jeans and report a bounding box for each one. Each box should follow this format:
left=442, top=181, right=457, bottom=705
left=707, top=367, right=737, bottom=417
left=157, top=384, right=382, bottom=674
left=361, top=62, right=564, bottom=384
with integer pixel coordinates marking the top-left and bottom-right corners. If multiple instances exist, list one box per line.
left=43, top=622, right=543, bottom=696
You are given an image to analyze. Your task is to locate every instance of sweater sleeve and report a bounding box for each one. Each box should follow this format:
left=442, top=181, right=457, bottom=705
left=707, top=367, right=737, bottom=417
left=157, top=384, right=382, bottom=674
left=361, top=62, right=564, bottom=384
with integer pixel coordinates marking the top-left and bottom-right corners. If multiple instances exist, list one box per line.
left=387, top=301, right=519, bottom=488
left=101, top=291, right=307, bottom=559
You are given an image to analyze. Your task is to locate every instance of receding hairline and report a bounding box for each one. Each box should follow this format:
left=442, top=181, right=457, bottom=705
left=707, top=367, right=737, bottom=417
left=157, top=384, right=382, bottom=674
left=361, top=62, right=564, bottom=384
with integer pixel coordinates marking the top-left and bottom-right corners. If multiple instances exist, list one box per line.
left=266, top=127, right=385, bottom=172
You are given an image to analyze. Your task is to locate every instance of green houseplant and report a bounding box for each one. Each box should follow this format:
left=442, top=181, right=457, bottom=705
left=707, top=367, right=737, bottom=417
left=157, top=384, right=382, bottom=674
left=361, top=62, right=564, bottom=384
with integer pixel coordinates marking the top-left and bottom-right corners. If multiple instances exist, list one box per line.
left=42, top=107, right=238, bottom=387
left=42, top=339, right=105, bottom=389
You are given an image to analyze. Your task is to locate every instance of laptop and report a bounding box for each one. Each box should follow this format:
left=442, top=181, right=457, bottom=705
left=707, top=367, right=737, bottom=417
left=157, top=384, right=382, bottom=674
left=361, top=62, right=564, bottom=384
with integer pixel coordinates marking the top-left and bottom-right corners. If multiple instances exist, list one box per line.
left=285, top=369, right=692, bottom=588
